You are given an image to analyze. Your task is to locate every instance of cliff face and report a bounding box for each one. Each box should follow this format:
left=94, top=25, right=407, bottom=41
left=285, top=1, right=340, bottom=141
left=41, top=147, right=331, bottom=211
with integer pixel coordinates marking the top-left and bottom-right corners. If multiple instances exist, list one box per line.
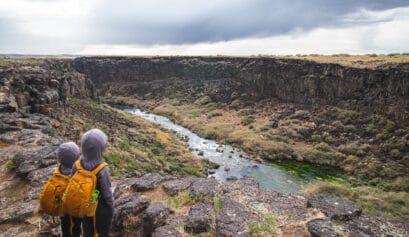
left=0, top=59, right=96, bottom=116
left=73, top=57, right=409, bottom=125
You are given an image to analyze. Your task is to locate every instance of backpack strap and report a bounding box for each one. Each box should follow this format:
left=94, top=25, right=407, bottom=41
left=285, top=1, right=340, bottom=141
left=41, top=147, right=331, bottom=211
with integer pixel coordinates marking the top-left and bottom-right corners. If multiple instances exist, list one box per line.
left=54, top=167, right=61, bottom=175
left=75, top=160, right=83, bottom=170
left=91, top=162, right=108, bottom=175
left=54, top=167, right=70, bottom=178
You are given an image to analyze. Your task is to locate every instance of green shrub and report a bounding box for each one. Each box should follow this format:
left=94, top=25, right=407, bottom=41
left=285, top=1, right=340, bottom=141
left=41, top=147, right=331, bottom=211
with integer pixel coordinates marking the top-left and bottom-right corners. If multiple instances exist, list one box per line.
left=248, top=213, right=276, bottom=236
left=104, top=152, right=121, bottom=165
left=6, top=160, right=15, bottom=170
left=214, top=194, right=222, bottom=211
left=344, top=125, right=356, bottom=133
left=238, top=109, right=255, bottom=116
left=310, top=133, right=321, bottom=143
left=119, top=139, right=130, bottom=151
left=301, top=148, right=346, bottom=166
left=389, top=149, right=401, bottom=159
left=338, top=143, right=366, bottom=157
left=207, top=110, right=223, bottom=119
left=314, top=142, right=331, bottom=152
left=265, top=133, right=291, bottom=143
left=241, top=116, right=255, bottom=126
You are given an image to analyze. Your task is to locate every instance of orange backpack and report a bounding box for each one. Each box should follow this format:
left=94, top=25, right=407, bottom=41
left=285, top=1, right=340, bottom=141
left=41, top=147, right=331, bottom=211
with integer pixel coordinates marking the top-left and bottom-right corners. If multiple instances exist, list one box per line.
left=62, top=160, right=107, bottom=218
left=40, top=168, right=70, bottom=217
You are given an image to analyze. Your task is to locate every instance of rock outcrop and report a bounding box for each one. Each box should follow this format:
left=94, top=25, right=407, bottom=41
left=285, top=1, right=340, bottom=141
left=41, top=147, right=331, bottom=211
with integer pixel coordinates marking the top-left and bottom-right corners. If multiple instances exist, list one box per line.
left=0, top=59, right=96, bottom=116
left=0, top=59, right=98, bottom=236
left=307, top=194, right=362, bottom=221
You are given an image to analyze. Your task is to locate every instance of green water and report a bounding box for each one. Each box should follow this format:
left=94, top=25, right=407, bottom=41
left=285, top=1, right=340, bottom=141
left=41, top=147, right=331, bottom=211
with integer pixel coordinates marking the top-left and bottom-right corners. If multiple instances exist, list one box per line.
left=279, top=160, right=348, bottom=183
left=250, top=160, right=349, bottom=192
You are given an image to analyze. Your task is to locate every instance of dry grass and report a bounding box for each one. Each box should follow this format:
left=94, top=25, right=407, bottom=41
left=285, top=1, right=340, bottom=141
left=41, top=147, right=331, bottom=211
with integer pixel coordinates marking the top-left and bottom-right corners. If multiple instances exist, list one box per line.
left=278, top=54, right=409, bottom=69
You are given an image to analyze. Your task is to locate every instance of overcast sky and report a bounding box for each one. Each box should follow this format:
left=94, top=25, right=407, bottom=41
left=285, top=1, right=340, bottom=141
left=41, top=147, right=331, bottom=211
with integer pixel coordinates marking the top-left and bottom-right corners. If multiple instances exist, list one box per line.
left=0, top=0, right=408, bottom=55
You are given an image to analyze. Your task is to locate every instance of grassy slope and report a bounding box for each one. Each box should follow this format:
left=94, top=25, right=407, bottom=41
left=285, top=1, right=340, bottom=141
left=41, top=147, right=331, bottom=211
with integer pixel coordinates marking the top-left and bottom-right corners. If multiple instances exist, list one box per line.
left=63, top=98, right=213, bottom=178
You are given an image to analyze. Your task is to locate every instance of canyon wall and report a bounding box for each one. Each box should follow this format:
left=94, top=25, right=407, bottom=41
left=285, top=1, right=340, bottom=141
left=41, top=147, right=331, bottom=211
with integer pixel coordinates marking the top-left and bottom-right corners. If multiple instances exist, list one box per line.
left=0, top=59, right=96, bottom=115
left=73, top=57, right=409, bottom=125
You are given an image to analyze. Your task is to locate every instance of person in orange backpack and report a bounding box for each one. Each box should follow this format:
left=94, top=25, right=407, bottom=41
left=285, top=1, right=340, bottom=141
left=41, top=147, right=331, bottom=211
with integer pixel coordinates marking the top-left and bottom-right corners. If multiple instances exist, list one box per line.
left=70, top=129, right=114, bottom=237
left=40, top=142, right=82, bottom=237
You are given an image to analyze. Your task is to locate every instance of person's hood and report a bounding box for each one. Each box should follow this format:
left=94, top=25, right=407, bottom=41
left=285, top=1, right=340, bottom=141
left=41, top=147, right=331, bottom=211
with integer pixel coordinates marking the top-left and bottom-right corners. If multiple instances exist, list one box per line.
left=57, top=142, right=80, bottom=175
left=80, top=128, right=108, bottom=170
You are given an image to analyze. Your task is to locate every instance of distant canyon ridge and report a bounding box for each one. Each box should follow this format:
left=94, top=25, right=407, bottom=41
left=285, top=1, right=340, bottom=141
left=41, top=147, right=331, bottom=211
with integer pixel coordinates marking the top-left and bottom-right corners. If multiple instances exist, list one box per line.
left=72, top=56, right=409, bottom=126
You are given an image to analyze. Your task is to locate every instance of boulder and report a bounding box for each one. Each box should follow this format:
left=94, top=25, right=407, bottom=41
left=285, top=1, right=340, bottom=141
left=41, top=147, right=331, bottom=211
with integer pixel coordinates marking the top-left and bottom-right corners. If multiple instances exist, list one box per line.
left=162, top=176, right=197, bottom=196
left=131, top=173, right=164, bottom=192
left=307, top=218, right=342, bottom=237
left=216, top=198, right=254, bottom=237
left=152, top=225, right=182, bottom=237
left=190, top=178, right=221, bottom=198
left=12, top=145, right=58, bottom=177
left=112, top=194, right=151, bottom=233
left=307, top=195, right=362, bottom=221
left=24, top=187, right=42, bottom=202
left=143, top=202, right=174, bottom=235
left=0, top=203, right=35, bottom=224
left=26, top=165, right=56, bottom=187
left=184, top=200, right=215, bottom=233
left=113, top=177, right=139, bottom=199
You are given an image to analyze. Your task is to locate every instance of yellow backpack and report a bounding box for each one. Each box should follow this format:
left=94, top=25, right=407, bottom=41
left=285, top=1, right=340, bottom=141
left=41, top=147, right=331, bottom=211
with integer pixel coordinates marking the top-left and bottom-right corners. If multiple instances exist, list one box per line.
left=62, top=160, right=107, bottom=218
left=40, top=168, right=70, bottom=217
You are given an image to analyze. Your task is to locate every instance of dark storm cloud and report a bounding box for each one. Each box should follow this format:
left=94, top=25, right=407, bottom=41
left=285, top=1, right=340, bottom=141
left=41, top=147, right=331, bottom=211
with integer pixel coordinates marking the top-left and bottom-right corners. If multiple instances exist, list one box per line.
left=88, top=0, right=409, bottom=45
left=0, top=0, right=408, bottom=54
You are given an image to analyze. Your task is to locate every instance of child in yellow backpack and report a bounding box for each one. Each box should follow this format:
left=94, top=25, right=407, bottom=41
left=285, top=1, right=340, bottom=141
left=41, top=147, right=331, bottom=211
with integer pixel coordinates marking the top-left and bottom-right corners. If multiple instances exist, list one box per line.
left=40, top=142, right=82, bottom=237
left=68, top=129, right=114, bottom=237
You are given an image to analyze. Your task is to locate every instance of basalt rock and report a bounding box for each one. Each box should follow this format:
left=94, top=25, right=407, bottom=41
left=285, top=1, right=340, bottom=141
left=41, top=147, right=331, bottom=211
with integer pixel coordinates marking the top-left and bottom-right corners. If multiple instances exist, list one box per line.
left=216, top=198, right=254, bottom=237
left=162, top=176, right=197, bottom=196
left=184, top=200, right=215, bottom=233
left=26, top=165, right=57, bottom=187
left=342, top=214, right=408, bottom=237
left=112, top=194, right=151, bottom=234
left=152, top=225, right=182, bottom=237
left=131, top=173, right=165, bottom=192
left=143, top=202, right=174, bottom=236
left=1, top=60, right=96, bottom=117
left=307, top=194, right=362, bottom=221
left=223, top=177, right=308, bottom=220
left=12, top=145, right=58, bottom=177
left=0, top=203, right=35, bottom=224
left=190, top=178, right=222, bottom=198
left=307, top=218, right=342, bottom=237
left=113, top=177, right=139, bottom=199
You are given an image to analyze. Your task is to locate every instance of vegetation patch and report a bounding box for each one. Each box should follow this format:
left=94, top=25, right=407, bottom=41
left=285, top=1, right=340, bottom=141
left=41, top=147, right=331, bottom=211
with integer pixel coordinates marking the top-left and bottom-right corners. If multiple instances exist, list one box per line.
left=305, top=182, right=409, bottom=221
left=248, top=212, right=276, bottom=237
left=241, top=116, right=255, bottom=126
left=6, top=160, right=16, bottom=171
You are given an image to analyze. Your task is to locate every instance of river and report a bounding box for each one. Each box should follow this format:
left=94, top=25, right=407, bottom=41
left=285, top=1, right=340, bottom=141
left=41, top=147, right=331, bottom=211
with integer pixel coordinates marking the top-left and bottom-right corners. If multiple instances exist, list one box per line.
left=125, top=108, right=324, bottom=193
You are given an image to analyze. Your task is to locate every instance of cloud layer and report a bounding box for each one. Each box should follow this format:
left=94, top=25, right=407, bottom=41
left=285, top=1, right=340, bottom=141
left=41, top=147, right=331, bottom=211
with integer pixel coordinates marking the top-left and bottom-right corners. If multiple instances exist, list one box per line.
left=0, top=0, right=408, bottom=54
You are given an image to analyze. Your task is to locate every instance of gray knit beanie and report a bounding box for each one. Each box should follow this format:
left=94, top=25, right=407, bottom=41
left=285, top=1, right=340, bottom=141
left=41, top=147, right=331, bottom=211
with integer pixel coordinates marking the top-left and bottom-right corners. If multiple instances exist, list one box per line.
left=80, top=128, right=108, bottom=170
left=57, top=142, right=80, bottom=174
